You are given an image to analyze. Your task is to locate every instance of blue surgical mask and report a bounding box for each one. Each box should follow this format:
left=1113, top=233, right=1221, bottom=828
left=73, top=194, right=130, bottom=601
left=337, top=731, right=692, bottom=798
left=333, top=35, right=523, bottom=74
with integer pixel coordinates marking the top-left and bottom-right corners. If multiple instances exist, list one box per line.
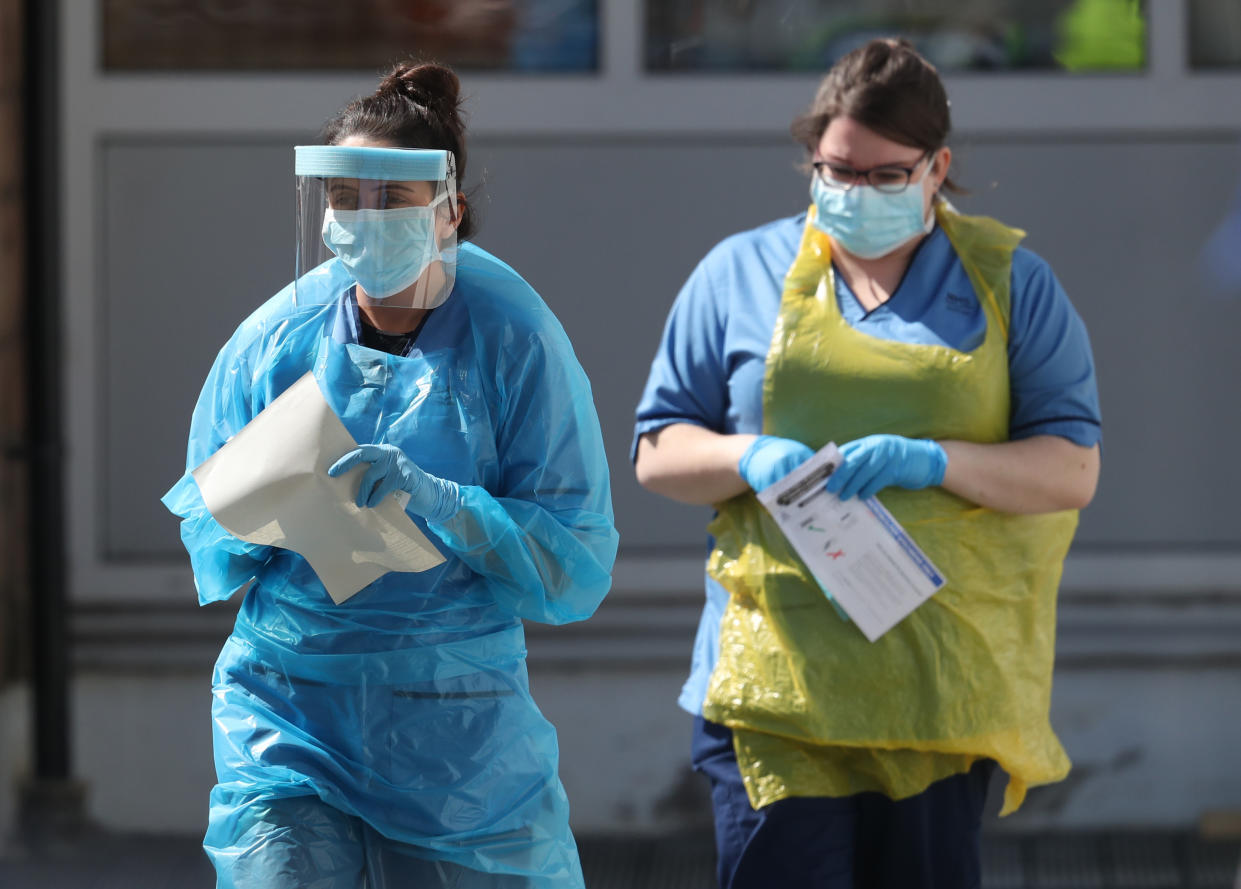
left=810, top=175, right=934, bottom=260
left=321, top=193, right=448, bottom=300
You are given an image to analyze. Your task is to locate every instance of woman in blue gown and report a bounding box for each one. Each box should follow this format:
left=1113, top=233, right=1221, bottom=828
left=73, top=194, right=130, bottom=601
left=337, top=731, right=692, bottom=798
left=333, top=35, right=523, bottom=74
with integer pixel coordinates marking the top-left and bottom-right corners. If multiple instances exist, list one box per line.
left=163, top=62, right=618, bottom=889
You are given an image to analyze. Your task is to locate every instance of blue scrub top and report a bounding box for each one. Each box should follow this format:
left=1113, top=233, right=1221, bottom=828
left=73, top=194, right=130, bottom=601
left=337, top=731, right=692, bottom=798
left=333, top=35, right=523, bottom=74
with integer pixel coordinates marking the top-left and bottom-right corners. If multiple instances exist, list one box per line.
left=632, top=213, right=1102, bottom=715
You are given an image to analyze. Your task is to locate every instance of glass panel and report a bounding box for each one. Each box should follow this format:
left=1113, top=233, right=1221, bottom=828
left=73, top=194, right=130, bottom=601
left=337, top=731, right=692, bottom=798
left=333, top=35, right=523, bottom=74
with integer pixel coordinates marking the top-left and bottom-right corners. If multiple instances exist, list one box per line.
left=103, top=0, right=599, bottom=72
left=1190, top=0, right=1241, bottom=67
left=646, top=0, right=1146, bottom=73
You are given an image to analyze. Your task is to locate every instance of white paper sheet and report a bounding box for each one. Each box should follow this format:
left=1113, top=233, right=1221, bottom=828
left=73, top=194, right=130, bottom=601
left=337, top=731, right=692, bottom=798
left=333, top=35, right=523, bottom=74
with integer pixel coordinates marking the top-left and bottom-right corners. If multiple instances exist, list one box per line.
left=756, top=442, right=947, bottom=642
left=192, top=372, right=446, bottom=604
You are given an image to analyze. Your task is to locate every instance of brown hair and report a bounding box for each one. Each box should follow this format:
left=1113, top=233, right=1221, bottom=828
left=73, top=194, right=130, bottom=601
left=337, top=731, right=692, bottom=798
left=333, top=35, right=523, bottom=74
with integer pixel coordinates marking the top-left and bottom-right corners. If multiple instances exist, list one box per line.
left=320, top=61, right=476, bottom=239
left=791, top=38, right=961, bottom=193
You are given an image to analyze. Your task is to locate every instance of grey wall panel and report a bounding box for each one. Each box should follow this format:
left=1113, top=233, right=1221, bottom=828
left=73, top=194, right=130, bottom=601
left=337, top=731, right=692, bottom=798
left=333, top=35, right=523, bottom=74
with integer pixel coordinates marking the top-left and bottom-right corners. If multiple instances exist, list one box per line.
left=947, top=138, right=1241, bottom=549
left=102, top=141, right=297, bottom=558
left=102, top=136, right=1241, bottom=559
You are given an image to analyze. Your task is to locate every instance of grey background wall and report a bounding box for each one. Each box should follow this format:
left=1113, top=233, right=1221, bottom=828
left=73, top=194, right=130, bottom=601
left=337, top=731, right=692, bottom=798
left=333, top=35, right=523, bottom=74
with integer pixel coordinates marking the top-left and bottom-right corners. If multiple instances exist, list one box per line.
left=2, top=0, right=1238, bottom=846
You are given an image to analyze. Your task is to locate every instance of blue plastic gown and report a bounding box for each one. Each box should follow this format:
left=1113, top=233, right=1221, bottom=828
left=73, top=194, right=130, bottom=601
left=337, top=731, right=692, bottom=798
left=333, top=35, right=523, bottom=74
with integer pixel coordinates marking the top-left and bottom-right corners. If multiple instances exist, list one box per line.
left=162, top=244, right=618, bottom=888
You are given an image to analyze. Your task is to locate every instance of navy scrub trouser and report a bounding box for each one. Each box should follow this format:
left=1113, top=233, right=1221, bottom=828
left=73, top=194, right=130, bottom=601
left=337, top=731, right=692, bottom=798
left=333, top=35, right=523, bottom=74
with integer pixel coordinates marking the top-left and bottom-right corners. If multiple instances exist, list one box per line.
left=691, top=717, right=996, bottom=889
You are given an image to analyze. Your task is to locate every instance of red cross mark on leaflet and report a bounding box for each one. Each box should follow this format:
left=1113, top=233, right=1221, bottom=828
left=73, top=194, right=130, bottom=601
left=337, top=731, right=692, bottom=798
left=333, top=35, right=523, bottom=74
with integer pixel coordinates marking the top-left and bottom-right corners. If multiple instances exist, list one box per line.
left=825, top=548, right=844, bottom=560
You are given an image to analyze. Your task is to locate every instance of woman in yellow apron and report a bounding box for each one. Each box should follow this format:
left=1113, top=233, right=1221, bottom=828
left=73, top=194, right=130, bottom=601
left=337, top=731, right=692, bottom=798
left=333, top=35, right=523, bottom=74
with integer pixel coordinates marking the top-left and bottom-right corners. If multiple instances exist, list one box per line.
left=633, top=38, right=1101, bottom=889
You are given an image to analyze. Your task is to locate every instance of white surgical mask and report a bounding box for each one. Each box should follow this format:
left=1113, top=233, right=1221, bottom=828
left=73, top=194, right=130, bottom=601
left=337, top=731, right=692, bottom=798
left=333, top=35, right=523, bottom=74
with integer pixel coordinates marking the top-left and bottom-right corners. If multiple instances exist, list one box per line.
left=810, top=175, right=934, bottom=260
left=321, top=193, right=449, bottom=302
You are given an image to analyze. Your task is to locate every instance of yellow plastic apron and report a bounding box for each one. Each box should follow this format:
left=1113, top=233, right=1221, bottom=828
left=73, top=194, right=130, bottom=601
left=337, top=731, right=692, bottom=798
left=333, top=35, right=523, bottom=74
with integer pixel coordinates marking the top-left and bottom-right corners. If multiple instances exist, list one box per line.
left=702, top=204, right=1079, bottom=816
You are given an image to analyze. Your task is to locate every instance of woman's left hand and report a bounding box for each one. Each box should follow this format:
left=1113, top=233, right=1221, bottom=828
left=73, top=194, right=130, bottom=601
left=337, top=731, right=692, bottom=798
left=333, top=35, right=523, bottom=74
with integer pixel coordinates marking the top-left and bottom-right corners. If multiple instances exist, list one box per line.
left=328, top=443, right=462, bottom=521
left=825, top=434, right=947, bottom=501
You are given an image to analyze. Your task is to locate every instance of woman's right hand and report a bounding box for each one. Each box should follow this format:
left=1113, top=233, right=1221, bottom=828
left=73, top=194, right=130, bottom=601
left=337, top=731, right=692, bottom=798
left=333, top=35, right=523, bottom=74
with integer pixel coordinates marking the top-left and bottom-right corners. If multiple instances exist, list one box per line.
left=738, top=435, right=815, bottom=493
left=328, top=443, right=462, bottom=522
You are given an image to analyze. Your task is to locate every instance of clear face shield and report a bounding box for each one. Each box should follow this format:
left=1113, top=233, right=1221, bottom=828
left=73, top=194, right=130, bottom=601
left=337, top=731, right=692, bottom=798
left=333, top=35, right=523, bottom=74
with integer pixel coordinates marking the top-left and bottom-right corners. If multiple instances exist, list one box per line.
left=294, top=145, right=458, bottom=311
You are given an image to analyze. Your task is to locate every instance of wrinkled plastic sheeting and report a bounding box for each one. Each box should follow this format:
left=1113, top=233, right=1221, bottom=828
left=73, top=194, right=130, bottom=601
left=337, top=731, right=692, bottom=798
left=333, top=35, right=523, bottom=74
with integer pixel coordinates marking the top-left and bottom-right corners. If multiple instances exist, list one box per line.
left=204, top=632, right=584, bottom=887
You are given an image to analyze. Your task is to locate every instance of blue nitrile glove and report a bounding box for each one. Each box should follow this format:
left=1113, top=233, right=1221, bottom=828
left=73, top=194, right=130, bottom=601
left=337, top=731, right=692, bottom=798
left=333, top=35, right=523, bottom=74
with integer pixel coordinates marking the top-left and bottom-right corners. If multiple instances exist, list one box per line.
left=738, top=435, right=815, bottom=493
left=825, top=434, right=947, bottom=501
left=328, top=444, right=462, bottom=521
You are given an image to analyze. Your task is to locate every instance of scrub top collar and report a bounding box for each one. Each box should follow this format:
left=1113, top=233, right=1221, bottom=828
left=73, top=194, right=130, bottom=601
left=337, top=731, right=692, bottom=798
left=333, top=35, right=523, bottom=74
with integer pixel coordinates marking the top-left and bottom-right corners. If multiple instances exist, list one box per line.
left=831, top=224, right=944, bottom=322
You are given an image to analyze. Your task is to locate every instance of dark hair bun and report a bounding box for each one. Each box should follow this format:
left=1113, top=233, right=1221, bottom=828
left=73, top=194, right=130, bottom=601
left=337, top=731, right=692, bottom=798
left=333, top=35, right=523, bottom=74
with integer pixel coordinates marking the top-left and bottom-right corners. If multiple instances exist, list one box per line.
left=377, top=62, right=461, bottom=113
left=321, top=60, right=476, bottom=240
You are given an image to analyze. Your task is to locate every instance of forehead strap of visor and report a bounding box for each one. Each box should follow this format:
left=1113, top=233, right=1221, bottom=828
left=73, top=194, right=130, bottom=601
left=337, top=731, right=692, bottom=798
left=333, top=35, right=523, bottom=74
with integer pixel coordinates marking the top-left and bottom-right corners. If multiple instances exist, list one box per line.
left=295, top=145, right=452, bottom=183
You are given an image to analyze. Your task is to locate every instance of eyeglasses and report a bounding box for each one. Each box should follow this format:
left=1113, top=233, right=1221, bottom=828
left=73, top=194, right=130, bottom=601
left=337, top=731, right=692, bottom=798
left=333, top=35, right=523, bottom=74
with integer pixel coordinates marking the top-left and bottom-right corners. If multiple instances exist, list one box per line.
left=812, top=153, right=932, bottom=194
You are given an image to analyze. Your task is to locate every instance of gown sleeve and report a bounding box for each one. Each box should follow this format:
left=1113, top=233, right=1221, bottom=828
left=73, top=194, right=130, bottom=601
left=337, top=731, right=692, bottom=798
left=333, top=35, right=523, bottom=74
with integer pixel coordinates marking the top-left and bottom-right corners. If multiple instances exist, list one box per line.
left=161, top=336, right=274, bottom=605
left=426, top=324, right=619, bottom=626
